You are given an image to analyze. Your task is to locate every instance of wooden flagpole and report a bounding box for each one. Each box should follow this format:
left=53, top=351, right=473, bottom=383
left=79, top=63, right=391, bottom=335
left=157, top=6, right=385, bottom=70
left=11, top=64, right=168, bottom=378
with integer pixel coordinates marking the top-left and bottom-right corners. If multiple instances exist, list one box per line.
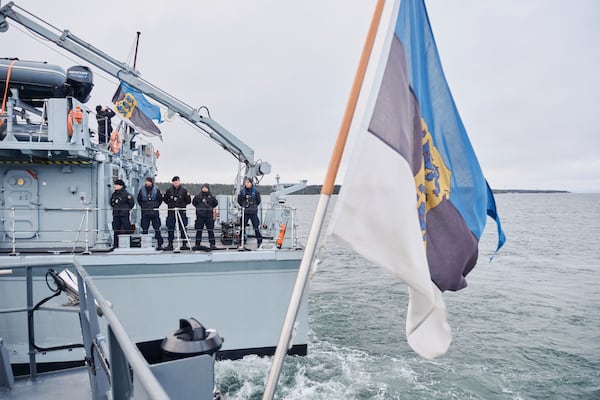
left=262, top=0, right=386, bottom=398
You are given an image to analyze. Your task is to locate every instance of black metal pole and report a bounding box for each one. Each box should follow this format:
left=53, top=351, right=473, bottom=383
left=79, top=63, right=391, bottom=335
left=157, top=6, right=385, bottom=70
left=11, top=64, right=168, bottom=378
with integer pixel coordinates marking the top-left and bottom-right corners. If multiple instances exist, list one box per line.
left=133, top=31, right=141, bottom=69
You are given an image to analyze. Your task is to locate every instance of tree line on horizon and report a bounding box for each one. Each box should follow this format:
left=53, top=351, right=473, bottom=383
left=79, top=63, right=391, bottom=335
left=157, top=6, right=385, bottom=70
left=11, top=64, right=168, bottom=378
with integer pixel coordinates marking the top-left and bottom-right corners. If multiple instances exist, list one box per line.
left=155, top=182, right=567, bottom=196
left=155, top=182, right=342, bottom=195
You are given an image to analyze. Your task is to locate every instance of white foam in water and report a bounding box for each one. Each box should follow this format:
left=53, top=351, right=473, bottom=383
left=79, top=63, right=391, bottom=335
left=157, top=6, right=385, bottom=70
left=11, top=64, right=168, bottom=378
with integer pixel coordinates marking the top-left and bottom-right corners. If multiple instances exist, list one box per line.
left=215, top=332, right=421, bottom=399
left=215, top=194, right=600, bottom=399
left=215, top=355, right=270, bottom=399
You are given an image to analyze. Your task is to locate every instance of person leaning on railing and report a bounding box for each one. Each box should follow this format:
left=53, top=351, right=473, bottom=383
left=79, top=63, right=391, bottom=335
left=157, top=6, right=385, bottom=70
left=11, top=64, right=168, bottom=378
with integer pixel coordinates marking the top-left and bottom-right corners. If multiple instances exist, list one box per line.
left=111, top=179, right=134, bottom=248
left=95, top=105, right=115, bottom=145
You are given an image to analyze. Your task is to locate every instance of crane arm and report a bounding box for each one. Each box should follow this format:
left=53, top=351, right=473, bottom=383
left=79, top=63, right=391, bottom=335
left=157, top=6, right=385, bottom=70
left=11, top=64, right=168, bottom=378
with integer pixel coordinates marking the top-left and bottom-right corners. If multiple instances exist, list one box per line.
left=0, top=1, right=268, bottom=177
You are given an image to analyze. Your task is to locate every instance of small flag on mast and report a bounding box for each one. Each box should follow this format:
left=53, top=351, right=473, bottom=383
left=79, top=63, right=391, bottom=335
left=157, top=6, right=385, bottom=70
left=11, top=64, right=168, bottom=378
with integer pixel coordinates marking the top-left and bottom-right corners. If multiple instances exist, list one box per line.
left=112, top=81, right=162, bottom=137
left=329, top=0, right=505, bottom=359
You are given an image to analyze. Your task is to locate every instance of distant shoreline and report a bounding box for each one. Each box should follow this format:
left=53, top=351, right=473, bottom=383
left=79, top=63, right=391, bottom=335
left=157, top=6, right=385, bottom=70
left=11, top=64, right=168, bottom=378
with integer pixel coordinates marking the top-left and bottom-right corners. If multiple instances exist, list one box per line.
left=492, top=189, right=569, bottom=194
left=155, top=183, right=569, bottom=196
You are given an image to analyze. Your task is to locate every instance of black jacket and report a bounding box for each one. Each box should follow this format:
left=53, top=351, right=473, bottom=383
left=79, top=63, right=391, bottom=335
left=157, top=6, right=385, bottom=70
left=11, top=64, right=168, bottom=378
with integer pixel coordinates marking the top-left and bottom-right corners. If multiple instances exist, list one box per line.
left=111, top=188, right=134, bottom=216
left=137, top=185, right=163, bottom=216
left=164, top=185, right=191, bottom=213
left=237, top=185, right=261, bottom=215
left=192, top=191, right=218, bottom=217
left=96, top=108, right=116, bottom=139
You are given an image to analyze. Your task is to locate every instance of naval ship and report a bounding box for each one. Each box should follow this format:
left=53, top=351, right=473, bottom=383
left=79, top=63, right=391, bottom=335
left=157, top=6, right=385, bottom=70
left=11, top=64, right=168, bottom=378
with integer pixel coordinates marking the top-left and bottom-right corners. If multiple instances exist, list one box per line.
left=0, top=1, right=308, bottom=376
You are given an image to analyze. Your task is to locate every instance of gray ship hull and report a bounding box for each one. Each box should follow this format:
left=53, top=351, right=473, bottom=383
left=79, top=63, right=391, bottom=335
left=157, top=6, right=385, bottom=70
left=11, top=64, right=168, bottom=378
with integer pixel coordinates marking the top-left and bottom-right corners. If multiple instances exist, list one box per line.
left=0, top=248, right=308, bottom=370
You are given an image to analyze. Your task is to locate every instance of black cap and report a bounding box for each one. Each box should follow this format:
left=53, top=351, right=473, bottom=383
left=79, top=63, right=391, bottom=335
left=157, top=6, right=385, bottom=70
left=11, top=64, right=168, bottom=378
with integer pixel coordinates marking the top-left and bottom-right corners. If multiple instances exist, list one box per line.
left=201, top=183, right=210, bottom=190
left=114, top=179, right=125, bottom=187
left=145, top=177, right=154, bottom=183
left=172, top=176, right=180, bottom=182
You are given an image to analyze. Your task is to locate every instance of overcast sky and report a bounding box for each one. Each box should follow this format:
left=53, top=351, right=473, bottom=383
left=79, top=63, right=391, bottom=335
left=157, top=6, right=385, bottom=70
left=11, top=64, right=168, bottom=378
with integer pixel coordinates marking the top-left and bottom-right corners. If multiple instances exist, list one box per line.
left=2, top=0, right=599, bottom=192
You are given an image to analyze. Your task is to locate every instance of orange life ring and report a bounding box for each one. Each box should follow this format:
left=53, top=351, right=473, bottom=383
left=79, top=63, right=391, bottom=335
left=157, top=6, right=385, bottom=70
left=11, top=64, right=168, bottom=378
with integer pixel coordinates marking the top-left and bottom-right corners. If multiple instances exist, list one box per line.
left=276, top=223, right=286, bottom=249
left=156, top=149, right=160, bottom=158
left=73, top=106, right=83, bottom=123
left=66, top=106, right=83, bottom=137
left=67, top=110, right=74, bottom=137
left=109, top=130, right=121, bottom=153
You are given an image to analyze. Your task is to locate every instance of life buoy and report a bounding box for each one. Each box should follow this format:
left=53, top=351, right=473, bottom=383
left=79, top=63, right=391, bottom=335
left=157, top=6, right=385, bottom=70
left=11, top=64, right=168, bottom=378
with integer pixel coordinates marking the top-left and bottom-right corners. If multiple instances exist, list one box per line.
left=155, top=149, right=160, bottom=158
left=276, top=223, right=286, bottom=249
left=67, top=110, right=74, bottom=137
left=67, top=106, right=83, bottom=137
left=73, top=106, right=83, bottom=123
left=109, top=130, right=121, bottom=153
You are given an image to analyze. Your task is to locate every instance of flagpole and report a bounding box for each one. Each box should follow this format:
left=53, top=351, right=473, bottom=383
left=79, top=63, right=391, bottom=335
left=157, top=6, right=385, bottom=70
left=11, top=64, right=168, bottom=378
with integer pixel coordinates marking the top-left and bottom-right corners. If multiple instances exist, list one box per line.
left=262, top=0, right=386, bottom=398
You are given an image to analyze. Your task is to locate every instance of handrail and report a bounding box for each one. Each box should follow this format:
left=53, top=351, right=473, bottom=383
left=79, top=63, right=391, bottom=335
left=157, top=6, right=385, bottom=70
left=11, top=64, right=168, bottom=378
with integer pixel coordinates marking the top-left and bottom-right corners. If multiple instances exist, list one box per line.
left=0, top=203, right=299, bottom=251
left=0, top=204, right=297, bottom=215
left=73, top=261, right=170, bottom=400
left=0, top=96, right=158, bottom=155
left=0, top=260, right=170, bottom=400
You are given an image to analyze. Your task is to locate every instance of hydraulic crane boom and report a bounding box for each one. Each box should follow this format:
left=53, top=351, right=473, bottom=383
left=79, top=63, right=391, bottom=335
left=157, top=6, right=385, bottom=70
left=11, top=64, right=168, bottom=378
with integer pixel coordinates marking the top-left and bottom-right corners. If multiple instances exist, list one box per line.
left=0, top=1, right=270, bottom=179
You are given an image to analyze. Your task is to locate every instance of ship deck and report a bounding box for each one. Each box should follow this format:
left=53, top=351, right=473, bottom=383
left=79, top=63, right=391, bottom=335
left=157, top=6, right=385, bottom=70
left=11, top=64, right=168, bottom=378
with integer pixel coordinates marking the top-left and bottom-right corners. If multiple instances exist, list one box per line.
left=0, top=368, right=90, bottom=400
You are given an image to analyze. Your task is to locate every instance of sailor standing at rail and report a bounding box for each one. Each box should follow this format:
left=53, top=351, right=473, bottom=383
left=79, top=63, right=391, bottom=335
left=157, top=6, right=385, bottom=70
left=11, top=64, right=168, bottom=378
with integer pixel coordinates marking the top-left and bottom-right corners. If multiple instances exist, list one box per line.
left=137, top=177, right=164, bottom=250
left=110, top=179, right=134, bottom=248
left=192, top=183, right=219, bottom=250
left=237, top=177, right=263, bottom=248
left=163, top=176, right=191, bottom=250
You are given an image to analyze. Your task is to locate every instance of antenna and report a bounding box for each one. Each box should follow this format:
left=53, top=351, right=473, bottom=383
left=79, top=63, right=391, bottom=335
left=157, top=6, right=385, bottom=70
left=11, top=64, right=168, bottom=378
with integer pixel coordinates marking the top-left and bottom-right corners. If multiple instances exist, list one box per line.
left=133, top=31, right=141, bottom=69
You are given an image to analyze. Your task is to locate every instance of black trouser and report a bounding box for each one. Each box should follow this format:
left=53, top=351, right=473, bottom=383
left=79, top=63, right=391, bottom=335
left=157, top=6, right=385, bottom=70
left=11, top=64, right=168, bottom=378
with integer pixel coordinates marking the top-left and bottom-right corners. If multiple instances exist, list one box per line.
left=112, top=215, right=130, bottom=247
left=195, top=214, right=215, bottom=246
left=141, top=212, right=163, bottom=247
left=242, top=213, right=263, bottom=242
left=166, top=210, right=188, bottom=245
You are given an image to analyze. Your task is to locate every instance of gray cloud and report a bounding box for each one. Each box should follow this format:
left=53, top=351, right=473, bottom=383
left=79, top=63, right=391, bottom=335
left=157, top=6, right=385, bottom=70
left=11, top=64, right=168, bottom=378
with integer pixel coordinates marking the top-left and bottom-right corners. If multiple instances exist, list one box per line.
left=2, top=0, right=598, bottom=192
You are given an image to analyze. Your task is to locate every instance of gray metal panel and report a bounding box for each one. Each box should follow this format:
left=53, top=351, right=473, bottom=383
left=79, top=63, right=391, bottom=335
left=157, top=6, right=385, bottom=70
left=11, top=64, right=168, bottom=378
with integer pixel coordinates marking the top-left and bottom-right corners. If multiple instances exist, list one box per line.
left=135, top=355, right=215, bottom=400
left=0, top=338, right=14, bottom=389
left=0, top=252, right=308, bottom=366
left=47, top=99, right=68, bottom=145
left=0, top=368, right=90, bottom=399
left=2, top=170, right=39, bottom=239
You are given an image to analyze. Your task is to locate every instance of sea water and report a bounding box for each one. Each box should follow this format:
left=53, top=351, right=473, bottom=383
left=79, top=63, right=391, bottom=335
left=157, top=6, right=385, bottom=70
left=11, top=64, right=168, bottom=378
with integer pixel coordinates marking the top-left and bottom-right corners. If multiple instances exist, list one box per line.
left=215, top=193, right=600, bottom=399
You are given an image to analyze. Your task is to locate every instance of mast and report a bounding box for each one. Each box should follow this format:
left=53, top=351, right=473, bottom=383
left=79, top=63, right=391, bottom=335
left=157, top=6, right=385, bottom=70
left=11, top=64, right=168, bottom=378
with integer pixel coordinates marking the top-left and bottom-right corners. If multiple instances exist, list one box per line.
left=133, top=31, right=141, bottom=69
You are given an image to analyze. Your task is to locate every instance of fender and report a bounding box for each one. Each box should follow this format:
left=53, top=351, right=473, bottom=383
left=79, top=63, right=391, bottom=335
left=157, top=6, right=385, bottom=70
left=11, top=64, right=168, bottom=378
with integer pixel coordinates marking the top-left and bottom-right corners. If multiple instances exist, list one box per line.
left=276, top=223, right=286, bottom=249
left=109, top=130, right=121, bottom=153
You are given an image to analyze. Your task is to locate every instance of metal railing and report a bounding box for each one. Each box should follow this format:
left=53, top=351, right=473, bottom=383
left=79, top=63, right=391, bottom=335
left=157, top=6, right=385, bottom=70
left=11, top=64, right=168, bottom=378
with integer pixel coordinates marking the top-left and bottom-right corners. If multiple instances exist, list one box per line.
left=0, top=260, right=169, bottom=399
left=0, top=203, right=300, bottom=252
left=2, top=206, right=104, bottom=255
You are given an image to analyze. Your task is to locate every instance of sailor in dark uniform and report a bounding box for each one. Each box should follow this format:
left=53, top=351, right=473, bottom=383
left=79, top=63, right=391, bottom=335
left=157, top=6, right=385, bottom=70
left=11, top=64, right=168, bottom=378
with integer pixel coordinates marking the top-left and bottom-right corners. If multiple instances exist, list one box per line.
left=237, top=177, right=263, bottom=248
left=163, top=176, right=192, bottom=250
left=111, top=179, right=134, bottom=248
left=192, top=183, right=219, bottom=250
left=137, top=176, right=164, bottom=250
